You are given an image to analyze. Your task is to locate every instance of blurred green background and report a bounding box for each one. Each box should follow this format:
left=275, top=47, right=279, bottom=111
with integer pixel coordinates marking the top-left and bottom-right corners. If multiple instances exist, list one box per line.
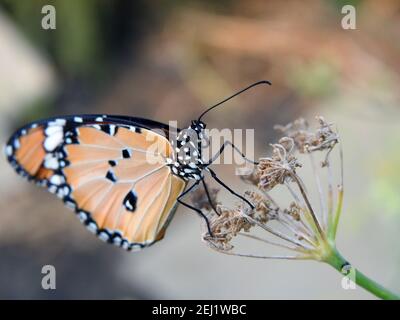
left=0, top=0, right=399, bottom=299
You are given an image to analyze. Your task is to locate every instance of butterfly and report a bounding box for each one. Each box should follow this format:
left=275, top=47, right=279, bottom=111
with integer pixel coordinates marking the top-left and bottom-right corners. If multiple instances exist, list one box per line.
left=4, top=81, right=270, bottom=251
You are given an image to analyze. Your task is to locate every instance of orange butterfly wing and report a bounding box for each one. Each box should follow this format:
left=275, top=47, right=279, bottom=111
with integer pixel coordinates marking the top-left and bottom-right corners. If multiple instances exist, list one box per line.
left=5, top=116, right=186, bottom=250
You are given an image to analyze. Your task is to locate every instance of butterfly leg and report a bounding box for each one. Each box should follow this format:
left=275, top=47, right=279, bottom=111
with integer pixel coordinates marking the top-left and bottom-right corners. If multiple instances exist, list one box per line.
left=206, top=140, right=259, bottom=166
left=207, top=168, right=254, bottom=210
left=177, top=181, right=213, bottom=236
left=201, top=178, right=219, bottom=216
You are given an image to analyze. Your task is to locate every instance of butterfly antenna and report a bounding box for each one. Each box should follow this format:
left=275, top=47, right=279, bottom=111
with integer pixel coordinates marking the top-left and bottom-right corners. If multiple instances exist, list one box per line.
left=197, top=80, right=272, bottom=121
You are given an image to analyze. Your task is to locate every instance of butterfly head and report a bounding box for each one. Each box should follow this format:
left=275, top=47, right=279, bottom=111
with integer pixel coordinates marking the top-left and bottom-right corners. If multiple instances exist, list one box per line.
left=190, top=120, right=206, bottom=133
left=170, top=81, right=272, bottom=181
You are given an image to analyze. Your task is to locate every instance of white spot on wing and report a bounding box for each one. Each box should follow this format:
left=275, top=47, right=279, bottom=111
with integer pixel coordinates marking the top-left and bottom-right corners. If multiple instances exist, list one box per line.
left=48, top=119, right=66, bottom=127
left=87, top=222, right=97, bottom=234
left=13, top=139, right=20, bottom=149
left=98, top=232, right=109, bottom=242
left=65, top=201, right=76, bottom=210
left=122, top=241, right=129, bottom=250
left=5, top=145, right=13, bottom=156
left=44, top=126, right=63, bottom=151
left=44, top=137, right=62, bottom=151
left=56, top=188, right=65, bottom=199
left=79, top=212, right=88, bottom=223
left=131, top=244, right=142, bottom=251
left=63, top=186, right=70, bottom=196
left=50, top=175, right=64, bottom=185
left=45, top=125, right=62, bottom=136
left=109, top=125, right=116, bottom=136
left=113, top=237, right=122, bottom=246
left=125, top=201, right=133, bottom=211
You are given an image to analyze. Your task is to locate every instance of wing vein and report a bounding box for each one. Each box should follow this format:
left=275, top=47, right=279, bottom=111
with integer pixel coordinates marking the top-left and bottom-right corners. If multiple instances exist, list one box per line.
left=130, top=171, right=171, bottom=241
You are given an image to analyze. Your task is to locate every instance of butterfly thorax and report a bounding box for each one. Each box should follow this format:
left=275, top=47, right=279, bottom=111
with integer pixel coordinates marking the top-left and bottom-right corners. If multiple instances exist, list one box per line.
left=168, top=120, right=206, bottom=181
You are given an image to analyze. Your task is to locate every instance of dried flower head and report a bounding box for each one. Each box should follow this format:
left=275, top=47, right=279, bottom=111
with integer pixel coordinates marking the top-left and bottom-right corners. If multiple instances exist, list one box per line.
left=244, top=191, right=276, bottom=223
left=204, top=204, right=252, bottom=251
left=257, top=141, right=301, bottom=191
left=201, top=116, right=343, bottom=261
left=275, top=116, right=338, bottom=153
left=274, top=117, right=311, bottom=153
left=284, top=202, right=301, bottom=221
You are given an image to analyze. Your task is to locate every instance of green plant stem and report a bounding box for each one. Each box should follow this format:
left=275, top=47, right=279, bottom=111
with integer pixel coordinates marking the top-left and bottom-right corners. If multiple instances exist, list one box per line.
left=328, top=186, right=343, bottom=240
left=324, top=246, right=399, bottom=300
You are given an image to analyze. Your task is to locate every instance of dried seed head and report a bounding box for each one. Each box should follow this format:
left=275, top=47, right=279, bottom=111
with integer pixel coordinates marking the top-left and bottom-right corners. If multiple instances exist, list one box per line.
left=244, top=191, right=276, bottom=223
left=257, top=143, right=300, bottom=191
left=310, top=116, right=338, bottom=152
left=204, top=204, right=252, bottom=251
left=284, top=202, right=302, bottom=221
left=274, top=116, right=338, bottom=154
left=204, top=191, right=279, bottom=251
left=278, top=137, right=295, bottom=153
left=275, top=118, right=311, bottom=153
